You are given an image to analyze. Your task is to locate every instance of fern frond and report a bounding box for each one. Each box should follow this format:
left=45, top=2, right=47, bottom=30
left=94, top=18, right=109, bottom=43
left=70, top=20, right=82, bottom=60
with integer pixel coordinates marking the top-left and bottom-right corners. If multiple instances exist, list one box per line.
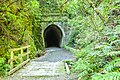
left=91, top=72, right=120, bottom=80
left=73, top=58, right=90, bottom=72
left=86, top=50, right=101, bottom=57
left=107, top=51, right=120, bottom=56
left=78, top=71, right=88, bottom=80
left=103, top=58, right=120, bottom=72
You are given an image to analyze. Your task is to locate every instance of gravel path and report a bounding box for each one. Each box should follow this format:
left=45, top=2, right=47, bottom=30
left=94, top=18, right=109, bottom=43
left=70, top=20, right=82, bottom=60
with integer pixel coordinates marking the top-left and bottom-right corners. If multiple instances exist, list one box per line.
left=34, top=47, right=75, bottom=62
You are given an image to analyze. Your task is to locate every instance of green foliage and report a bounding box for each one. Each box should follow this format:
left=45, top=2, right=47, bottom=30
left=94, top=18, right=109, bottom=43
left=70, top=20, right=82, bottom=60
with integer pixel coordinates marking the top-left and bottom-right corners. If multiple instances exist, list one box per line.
left=64, top=0, right=120, bottom=80
left=104, top=58, right=120, bottom=72
left=0, top=58, right=10, bottom=75
left=0, top=0, right=41, bottom=76
left=0, top=0, right=120, bottom=79
left=91, top=72, right=120, bottom=80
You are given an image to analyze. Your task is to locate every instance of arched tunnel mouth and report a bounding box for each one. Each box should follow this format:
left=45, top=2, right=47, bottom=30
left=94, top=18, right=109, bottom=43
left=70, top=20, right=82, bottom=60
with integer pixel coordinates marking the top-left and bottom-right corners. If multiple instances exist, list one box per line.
left=44, top=24, right=63, bottom=48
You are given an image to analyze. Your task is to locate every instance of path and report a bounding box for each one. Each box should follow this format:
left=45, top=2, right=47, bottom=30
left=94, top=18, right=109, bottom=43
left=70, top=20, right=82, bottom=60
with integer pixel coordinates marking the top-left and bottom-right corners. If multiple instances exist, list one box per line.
left=7, top=47, right=76, bottom=80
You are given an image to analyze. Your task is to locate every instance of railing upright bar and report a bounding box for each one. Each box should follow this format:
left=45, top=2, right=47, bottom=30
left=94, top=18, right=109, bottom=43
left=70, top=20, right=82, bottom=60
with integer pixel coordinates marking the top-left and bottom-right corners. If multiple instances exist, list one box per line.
left=10, top=51, right=14, bottom=70
left=20, top=49, right=23, bottom=62
left=27, top=48, right=29, bottom=59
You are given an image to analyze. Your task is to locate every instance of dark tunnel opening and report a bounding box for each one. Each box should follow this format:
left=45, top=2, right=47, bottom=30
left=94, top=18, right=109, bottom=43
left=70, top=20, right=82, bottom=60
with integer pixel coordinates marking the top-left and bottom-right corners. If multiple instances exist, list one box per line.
left=44, top=24, right=63, bottom=48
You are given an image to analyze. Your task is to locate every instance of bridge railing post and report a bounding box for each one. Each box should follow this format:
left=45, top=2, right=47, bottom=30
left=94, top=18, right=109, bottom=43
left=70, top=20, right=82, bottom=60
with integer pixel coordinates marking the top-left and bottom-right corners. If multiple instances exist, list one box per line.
left=20, top=49, right=23, bottom=63
left=27, top=47, right=29, bottom=59
left=10, top=50, right=14, bottom=70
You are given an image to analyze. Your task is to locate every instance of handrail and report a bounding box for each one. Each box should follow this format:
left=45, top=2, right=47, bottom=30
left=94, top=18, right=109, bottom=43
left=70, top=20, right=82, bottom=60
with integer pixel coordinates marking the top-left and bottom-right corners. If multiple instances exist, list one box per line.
left=8, top=45, right=30, bottom=75
left=9, top=45, right=30, bottom=51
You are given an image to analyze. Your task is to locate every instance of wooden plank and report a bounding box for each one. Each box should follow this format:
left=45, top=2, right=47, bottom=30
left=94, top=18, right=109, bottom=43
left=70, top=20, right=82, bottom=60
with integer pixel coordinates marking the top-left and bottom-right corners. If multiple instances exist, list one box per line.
left=20, top=49, right=23, bottom=62
left=22, top=62, right=65, bottom=77
left=22, top=71, right=64, bottom=76
left=9, top=45, right=30, bottom=52
left=10, top=51, right=14, bottom=70
left=27, top=48, right=29, bottom=59
left=8, top=59, right=30, bottom=75
left=8, top=52, right=30, bottom=63
left=65, top=63, right=70, bottom=75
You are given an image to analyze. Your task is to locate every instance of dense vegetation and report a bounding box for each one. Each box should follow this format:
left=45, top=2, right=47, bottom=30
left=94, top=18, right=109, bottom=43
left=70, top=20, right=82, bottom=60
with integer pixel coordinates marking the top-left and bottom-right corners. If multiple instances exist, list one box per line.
left=0, top=0, right=41, bottom=75
left=0, top=0, right=120, bottom=80
left=64, top=0, right=120, bottom=80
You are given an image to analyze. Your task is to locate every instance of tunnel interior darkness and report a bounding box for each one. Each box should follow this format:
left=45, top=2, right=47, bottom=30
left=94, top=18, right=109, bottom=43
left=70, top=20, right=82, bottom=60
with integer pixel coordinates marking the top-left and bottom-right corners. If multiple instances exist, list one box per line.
left=44, top=24, right=63, bottom=48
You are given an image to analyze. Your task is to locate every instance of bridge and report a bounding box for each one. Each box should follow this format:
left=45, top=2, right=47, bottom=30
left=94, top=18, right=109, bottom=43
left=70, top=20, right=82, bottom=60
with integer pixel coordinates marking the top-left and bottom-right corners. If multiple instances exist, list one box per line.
left=8, top=46, right=75, bottom=80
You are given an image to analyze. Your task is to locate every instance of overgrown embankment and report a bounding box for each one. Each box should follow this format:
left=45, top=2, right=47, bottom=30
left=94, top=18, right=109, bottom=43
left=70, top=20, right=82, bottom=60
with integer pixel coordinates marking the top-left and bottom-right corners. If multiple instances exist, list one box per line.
left=64, top=0, right=120, bottom=80
left=0, top=0, right=42, bottom=76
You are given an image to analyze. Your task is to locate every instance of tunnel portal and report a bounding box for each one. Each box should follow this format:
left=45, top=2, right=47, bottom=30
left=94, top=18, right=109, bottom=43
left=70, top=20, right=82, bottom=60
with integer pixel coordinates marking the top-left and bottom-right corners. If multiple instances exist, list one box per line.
left=44, top=24, right=63, bottom=48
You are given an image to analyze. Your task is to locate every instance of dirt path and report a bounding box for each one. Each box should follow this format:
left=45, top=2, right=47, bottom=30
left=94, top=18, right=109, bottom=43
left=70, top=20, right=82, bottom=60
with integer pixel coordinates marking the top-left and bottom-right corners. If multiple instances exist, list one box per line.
left=7, top=47, right=76, bottom=80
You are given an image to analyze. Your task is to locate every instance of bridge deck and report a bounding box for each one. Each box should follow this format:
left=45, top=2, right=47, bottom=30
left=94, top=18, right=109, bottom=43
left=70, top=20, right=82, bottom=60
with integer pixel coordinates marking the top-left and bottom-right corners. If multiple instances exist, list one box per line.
left=8, top=47, right=76, bottom=80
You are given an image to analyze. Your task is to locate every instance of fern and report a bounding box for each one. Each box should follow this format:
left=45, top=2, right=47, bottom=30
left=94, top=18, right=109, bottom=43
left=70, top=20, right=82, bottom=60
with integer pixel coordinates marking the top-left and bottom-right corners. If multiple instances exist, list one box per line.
left=73, top=58, right=90, bottom=72
left=91, top=72, right=120, bottom=80
left=107, top=51, right=120, bottom=56
left=103, top=58, right=120, bottom=72
left=78, top=71, right=88, bottom=80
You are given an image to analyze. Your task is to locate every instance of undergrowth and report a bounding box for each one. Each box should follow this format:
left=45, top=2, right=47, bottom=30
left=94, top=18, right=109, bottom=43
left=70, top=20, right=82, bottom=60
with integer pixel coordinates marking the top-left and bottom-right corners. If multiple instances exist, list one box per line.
left=64, top=0, right=120, bottom=80
left=0, top=0, right=41, bottom=76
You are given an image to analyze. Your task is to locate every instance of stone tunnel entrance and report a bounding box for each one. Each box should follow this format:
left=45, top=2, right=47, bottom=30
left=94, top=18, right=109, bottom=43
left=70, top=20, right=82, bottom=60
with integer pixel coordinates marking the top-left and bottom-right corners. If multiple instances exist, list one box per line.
left=44, top=24, right=64, bottom=48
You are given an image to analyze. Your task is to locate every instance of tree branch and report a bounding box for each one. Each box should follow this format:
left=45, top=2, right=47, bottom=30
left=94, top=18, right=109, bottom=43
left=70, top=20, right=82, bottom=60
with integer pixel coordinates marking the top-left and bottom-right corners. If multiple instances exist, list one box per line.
left=87, top=0, right=105, bottom=22
left=60, top=0, right=69, bottom=8
left=7, top=0, right=18, bottom=8
left=60, top=0, right=69, bottom=13
left=95, top=0, right=103, bottom=7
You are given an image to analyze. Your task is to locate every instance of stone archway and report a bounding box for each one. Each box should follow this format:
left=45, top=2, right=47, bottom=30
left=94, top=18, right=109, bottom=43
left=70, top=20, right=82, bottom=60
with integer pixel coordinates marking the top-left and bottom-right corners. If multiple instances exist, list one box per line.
left=44, top=24, right=64, bottom=48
